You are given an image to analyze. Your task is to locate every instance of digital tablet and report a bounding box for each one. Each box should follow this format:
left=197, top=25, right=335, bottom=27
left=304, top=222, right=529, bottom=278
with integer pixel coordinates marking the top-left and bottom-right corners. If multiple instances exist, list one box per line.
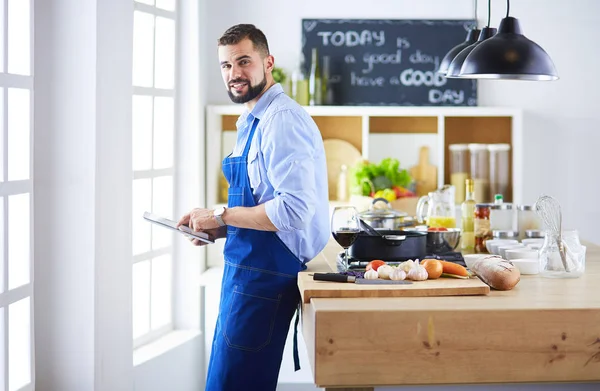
left=143, top=212, right=215, bottom=244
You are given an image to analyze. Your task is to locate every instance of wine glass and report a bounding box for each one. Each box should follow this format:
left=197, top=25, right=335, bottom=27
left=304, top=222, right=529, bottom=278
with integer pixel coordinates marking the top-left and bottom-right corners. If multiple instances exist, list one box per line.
left=331, top=206, right=361, bottom=270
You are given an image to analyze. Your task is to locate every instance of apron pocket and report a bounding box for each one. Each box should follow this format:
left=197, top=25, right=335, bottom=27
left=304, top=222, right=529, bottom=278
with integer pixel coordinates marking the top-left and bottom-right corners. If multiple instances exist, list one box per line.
left=224, top=284, right=281, bottom=351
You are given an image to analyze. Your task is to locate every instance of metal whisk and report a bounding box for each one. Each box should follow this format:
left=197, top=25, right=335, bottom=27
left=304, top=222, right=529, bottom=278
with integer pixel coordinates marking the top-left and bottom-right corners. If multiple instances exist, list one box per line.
left=534, top=195, right=570, bottom=272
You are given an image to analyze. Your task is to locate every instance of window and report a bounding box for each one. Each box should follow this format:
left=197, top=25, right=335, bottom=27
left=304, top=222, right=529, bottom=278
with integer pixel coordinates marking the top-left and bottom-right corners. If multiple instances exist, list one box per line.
left=131, top=0, right=177, bottom=348
left=0, top=0, right=34, bottom=390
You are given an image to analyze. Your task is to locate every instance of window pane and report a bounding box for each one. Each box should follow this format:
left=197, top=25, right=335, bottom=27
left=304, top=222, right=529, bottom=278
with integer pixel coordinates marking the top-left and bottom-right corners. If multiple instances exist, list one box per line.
left=0, top=2, right=5, bottom=73
left=7, top=0, right=30, bottom=75
left=9, top=298, right=31, bottom=391
left=150, top=254, right=171, bottom=329
left=132, top=179, right=152, bottom=255
left=135, top=0, right=154, bottom=5
left=8, top=194, right=29, bottom=290
left=155, top=0, right=175, bottom=11
left=132, top=260, right=150, bottom=339
left=153, top=97, right=173, bottom=169
left=154, top=17, right=175, bottom=89
left=8, top=88, right=30, bottom=181
left=151, top=176, right=172, bottom=249
left=132, top=95, right=153, bottom=171
left=133, top=11, right=154, bottom=88
left=0, top=89, right=5, bottom=181
left=0, top=309, right=5, bottom=389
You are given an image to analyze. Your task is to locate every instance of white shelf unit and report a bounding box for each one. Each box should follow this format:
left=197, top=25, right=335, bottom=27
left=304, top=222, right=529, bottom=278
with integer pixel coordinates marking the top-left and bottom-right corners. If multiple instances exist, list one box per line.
left=206, top=104, right=524, bottom=208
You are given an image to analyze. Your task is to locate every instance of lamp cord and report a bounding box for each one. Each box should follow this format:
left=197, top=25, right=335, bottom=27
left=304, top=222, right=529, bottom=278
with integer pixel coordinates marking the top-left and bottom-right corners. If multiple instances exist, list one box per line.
left=487, top=0, right=491, bottom=27
left=474, top=0, right=478, bottom=21
left=506, top=0, right=510, bottom=17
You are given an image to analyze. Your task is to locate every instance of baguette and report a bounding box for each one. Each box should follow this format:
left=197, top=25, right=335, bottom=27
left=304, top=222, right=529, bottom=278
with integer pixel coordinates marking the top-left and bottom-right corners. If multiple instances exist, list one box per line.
left=471, top=256, right=521, bottom=290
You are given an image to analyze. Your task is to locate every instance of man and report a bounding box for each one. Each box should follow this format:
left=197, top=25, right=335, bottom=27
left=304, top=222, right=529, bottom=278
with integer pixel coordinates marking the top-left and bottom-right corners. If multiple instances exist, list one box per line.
left=177, top=24, right=329, bottom=391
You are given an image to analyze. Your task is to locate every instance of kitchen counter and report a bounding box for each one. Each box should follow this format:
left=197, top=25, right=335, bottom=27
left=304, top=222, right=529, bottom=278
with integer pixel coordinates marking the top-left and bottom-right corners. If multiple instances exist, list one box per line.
left=299, top=240, right=600, bottom=390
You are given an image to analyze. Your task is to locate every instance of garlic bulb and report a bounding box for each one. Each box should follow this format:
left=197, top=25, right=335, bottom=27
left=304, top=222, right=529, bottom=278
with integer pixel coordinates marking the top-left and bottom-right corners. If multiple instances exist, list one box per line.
left=363, top=269, right=379, bottom=280
left=390, top=268, right=407, bottom=281
left=377, top=265, right=394, bottom=280
left=399, top=260, right=415, bottom=273
left=407, top=263, right=428, bottom=281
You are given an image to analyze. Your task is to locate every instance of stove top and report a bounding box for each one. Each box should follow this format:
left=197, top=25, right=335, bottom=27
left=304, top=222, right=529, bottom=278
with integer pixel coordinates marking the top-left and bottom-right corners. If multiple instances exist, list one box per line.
left=336, top=252, right=466, bottom=272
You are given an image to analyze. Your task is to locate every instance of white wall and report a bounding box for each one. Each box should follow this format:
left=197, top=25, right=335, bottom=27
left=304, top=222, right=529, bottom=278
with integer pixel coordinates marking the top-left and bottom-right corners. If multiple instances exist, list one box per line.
left=204, top=0, right=600, bottom=246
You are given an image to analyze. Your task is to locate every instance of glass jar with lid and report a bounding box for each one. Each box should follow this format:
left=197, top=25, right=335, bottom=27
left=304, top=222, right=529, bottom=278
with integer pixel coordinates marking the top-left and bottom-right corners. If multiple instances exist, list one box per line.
left=474, top=203, right=492, bottom=253
left=488, top=144, right=511, bottom=199
left=517, top=205, right=542, bottom=240
left=468, top=144, right=489, bottom=203
left=490, top=202, right=514, bottom=231
left=449, top=144, right=469, bottom=204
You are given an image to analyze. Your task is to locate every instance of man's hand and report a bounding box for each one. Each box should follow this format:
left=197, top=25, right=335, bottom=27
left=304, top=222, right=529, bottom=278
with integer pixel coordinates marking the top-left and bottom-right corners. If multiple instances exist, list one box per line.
left=177, top=208, right=220, bottom=232
left=184, top=226, right=226, bottom=246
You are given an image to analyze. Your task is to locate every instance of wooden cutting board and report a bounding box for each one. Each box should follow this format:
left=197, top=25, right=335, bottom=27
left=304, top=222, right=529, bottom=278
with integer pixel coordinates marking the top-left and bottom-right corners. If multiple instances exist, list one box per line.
left=410, top=146, right=437, bottom=196
left=298, top=273, right=490, bottom=303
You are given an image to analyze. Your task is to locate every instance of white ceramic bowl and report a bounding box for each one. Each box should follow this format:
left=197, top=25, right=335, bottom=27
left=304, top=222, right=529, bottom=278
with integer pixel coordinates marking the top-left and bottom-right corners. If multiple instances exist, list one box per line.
left=486, top=239, right=519, bottom=255
left=498, top=244, right=526, bottom=258
left=526, top=243, right=543, bottom=250
left=510, top=258, right=539, bottom=275
left=522, top=238, right=545, bottom=247
left=505, top=248, right=539, bottom=260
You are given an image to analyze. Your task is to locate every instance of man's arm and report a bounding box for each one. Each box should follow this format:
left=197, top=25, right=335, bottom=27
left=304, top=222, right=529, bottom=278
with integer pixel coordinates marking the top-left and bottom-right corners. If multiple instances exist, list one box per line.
left=177, top=204, right=277, bottom=233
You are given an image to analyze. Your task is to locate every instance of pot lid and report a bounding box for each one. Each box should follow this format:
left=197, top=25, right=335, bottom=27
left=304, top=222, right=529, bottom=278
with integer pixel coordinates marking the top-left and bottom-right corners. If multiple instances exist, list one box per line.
left=359, top=205, right=407, bottom=219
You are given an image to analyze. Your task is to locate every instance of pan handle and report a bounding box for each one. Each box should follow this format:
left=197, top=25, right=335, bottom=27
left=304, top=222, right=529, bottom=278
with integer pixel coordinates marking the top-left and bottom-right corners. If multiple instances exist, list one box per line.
left=382, top=235, right=406, bottom=246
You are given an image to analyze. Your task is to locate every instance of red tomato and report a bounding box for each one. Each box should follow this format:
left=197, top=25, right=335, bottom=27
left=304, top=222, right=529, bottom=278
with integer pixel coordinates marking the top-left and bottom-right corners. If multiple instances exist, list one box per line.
left=366, top=260, right=386, bottom=271
left=427, top=227, right=448, bottom=232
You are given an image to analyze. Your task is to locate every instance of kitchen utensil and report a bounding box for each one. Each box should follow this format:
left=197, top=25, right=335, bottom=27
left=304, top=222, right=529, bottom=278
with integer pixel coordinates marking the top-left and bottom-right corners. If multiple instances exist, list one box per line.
left=312, top=273, right=412, bottom=285
left=359, top=218, right=382, bottom=237
left=416, top=186, right=456, bottom=228
left=349, top=229, right=427, bottom=262
left=358, top=198, right=409, bottom=230
left=410, top=146, right=437, bottom=196
left=534, top=195, right=569, bottom=271
left=323, top=139, right=362, bottom=201
left=424, top=227, right=461, bottom=254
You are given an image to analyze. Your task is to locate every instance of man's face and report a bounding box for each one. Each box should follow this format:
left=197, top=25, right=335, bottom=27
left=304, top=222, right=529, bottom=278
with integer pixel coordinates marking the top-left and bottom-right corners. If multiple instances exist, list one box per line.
left=218, top=38, right=273, bottom=104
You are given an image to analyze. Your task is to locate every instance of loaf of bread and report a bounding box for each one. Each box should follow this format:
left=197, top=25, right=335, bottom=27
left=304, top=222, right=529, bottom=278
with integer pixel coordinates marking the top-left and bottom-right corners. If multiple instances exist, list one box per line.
left=471, top=256, right=521, bottom=290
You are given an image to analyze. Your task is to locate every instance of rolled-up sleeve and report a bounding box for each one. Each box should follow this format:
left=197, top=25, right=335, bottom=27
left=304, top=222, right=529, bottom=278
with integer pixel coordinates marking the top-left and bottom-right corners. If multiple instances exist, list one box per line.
left=262, top=110, right=319, bottom=232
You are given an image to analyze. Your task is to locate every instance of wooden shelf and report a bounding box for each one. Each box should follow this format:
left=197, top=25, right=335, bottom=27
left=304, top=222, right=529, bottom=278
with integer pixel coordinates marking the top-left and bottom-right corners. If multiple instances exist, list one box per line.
left=369, top=116, right=437, bottom=134
left=312, top=116, right=363, bottom=152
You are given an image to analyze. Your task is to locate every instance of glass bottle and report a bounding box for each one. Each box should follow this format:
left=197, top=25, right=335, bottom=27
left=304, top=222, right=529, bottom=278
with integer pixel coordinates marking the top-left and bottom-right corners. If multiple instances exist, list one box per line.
left=474, top=203, right=492, bottom=253
left=308, top=48, right=322, bottom=106
left=461, top=179, right=476, bottom=253
left=321, top=55, right=334, bottom=105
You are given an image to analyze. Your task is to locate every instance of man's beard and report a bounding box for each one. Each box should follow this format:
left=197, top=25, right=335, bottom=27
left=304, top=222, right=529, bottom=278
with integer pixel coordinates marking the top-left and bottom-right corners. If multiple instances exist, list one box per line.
left=227, top=74, right=267, bottom=104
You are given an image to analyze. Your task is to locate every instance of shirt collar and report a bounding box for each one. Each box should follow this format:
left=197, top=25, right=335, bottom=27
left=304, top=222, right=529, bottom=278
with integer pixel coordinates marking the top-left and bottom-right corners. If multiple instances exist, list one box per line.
left=235, top=83, right=284, bottom=128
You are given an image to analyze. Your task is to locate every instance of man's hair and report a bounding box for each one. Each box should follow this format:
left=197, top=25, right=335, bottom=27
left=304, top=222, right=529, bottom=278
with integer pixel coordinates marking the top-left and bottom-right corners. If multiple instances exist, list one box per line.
left=218, top=24, right=270, bottom=58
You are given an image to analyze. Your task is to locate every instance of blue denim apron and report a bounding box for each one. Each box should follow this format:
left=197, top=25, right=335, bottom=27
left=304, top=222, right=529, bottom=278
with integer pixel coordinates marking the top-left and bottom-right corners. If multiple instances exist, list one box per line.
left=205, top=118, right=305, bottom=391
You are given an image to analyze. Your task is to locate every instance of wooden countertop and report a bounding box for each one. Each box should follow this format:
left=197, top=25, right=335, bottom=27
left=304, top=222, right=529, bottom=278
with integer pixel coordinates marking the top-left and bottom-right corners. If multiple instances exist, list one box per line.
left=300, top=240, right=600, bottom=390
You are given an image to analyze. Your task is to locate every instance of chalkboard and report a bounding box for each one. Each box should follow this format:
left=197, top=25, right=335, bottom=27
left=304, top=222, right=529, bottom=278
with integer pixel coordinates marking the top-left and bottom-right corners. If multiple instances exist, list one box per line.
left=301, top=19, right=478, bottom=106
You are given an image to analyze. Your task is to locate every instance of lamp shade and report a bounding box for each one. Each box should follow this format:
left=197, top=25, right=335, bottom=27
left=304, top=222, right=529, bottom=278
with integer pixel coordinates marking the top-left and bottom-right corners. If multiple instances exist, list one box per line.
left=445, top=27, right=497, bottom=78
left=437, top=28, right=480, bottom=75
left=460, top=17, right=558, bottom=80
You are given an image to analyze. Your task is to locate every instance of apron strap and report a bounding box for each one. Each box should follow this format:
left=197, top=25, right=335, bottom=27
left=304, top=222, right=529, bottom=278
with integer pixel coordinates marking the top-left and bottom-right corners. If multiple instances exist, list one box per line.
left=292, top=301, right=301, bottom=371
left=241, top=118, right=260, bottom=157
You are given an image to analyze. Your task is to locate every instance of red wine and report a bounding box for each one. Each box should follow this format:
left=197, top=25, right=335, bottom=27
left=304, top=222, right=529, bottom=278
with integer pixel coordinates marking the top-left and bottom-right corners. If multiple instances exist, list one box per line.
left=333, top=229, right=359, bottom=248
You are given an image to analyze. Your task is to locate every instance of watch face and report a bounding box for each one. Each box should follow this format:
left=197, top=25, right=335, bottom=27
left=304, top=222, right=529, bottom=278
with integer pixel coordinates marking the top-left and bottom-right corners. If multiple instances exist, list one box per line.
left=214, top=206, right=225, bottom=216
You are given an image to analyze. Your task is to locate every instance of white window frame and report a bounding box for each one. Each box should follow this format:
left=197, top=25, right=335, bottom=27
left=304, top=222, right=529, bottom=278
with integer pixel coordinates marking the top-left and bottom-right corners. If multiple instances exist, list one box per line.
left=0, top=0, right=35, bottom=389
left=132, top=0, right=178, bottom=349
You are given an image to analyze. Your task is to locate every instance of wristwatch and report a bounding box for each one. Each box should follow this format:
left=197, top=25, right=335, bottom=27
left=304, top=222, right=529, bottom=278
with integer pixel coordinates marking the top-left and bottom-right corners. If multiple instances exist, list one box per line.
left=213, top=206, right=226, bottom=227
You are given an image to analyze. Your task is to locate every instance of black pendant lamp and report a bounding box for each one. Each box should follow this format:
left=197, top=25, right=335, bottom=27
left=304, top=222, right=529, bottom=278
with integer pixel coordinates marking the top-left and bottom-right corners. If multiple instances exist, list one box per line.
left=437, top=0, right=480, bottom=75
left=460, top=0, right=558, bottom=80
left=437, top=28, right=480, bottom=75
left=445, top=26, right=497, bottom=78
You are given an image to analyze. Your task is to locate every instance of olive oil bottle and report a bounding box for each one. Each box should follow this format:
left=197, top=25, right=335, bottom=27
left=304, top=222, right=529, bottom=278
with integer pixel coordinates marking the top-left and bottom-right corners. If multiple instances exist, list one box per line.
left=461, top=178, right=476, bottom=253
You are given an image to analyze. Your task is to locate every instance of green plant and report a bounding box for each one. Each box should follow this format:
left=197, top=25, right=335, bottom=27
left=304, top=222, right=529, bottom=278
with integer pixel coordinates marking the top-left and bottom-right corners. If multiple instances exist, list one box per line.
left=272, top=67, right=287, bottom=84
left=349, top=158, right=412, bottom=196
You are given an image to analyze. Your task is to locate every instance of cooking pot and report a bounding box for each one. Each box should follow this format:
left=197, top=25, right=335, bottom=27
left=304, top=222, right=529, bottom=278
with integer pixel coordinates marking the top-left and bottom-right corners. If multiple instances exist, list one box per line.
left=349, top=229, right=427, bottom=262
left=358, top=198, right=409, bottom=230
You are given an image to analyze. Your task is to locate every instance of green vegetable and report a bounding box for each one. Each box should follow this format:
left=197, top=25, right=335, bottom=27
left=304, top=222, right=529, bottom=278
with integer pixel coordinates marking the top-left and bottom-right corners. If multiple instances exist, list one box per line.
left=349, top=158, right=412, bottom=196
